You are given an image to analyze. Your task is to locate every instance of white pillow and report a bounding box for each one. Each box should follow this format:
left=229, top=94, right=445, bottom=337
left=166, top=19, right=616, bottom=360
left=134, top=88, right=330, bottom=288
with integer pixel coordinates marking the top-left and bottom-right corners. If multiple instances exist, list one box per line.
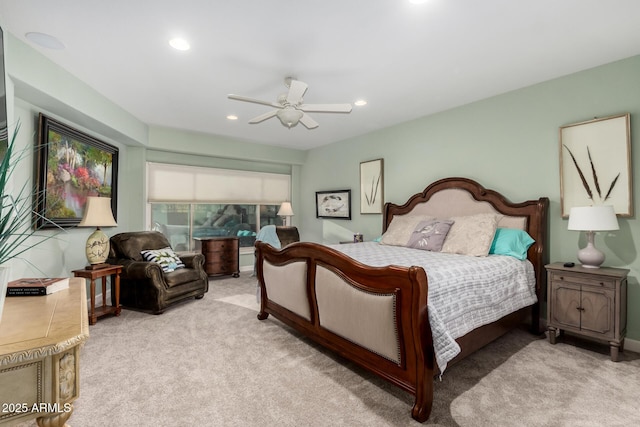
left=440, top=213, right=499, bottom=257
left=380, top=215, right=434, bottom=246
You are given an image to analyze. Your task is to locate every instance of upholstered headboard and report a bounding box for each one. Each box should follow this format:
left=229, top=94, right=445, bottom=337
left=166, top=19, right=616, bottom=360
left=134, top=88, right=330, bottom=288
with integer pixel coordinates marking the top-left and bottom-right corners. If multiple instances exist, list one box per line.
left=383, top=177, right=549, bottom=324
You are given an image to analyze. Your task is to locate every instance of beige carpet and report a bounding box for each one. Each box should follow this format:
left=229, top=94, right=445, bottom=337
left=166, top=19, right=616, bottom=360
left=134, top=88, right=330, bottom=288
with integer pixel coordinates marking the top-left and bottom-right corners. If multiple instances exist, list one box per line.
left=17, top=273, right=640, bottom=426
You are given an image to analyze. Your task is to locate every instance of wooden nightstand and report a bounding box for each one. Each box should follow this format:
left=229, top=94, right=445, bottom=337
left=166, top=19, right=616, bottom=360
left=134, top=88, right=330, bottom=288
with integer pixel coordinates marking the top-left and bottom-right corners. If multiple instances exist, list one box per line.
left=545, top=262, right=629, bottom=361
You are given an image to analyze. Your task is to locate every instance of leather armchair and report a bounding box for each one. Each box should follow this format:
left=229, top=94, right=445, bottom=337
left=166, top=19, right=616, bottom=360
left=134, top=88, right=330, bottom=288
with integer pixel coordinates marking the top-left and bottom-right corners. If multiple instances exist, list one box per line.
left=107, top=231, right=208, bottom=314
left=275, top=226, right=300, bottom=246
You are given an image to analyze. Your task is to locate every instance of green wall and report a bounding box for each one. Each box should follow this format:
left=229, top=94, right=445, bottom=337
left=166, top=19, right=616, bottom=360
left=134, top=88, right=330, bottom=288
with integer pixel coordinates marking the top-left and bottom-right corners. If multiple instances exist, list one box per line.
left=300, top=55, right=640, bottom=341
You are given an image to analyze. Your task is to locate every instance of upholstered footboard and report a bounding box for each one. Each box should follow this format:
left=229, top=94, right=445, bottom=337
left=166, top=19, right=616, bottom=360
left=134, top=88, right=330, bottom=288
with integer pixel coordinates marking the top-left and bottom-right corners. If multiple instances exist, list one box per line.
left=256, top=241, right=435, bottom=422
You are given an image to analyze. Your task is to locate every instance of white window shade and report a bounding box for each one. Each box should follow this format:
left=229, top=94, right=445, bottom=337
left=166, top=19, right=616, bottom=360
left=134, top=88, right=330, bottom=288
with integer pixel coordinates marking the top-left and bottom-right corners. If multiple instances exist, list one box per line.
left=147, top=162, right=290, bottom=203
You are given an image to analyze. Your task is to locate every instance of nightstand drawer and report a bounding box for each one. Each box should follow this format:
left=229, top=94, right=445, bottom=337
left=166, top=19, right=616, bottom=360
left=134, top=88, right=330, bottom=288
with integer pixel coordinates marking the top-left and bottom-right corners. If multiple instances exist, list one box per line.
left=550, top=272, right=615, bottom=289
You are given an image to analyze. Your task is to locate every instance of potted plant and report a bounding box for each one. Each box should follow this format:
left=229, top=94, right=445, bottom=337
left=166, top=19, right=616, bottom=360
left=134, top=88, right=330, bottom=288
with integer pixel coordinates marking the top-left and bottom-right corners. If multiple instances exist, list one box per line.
left=0, top=121, right=63, bottom=322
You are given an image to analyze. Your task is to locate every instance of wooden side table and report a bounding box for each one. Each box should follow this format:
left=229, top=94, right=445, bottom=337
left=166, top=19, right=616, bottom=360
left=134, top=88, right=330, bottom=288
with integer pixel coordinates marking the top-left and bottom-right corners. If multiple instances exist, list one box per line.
left=73, top=264, right=123, bottom=325
left=545, top=262, right=629, bottom=361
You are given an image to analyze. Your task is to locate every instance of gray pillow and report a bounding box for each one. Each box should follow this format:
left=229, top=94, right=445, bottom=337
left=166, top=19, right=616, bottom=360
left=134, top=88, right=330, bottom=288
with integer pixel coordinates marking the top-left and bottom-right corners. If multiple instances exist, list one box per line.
left=380, top=215, right=435, bottom=246
left=406, top=219, right=454, bottom=252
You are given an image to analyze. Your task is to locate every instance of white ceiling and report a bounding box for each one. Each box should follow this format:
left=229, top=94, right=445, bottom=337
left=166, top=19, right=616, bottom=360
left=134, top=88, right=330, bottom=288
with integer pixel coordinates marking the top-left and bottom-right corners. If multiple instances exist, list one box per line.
left=2, top=0, right=640, bottom=150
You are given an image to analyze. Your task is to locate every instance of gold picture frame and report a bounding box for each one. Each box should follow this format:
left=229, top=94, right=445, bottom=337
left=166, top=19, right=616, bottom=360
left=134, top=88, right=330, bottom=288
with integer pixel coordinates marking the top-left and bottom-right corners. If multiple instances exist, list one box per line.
left=559, top=113, right=632, bottom=218
left=360, top=158, right=384, bottom=214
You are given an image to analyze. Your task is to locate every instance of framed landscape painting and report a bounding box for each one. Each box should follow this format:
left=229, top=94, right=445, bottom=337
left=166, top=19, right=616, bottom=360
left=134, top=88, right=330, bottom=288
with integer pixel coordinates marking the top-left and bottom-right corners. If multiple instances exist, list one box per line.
left=35, top=114, right=119, bottom=228
left=316, top=190, right=351, bottom=219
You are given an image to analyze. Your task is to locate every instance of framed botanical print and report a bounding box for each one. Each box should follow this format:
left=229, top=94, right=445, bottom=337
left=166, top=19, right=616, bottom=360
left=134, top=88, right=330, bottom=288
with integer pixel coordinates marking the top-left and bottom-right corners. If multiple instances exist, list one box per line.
left=360, top=158, right=384, bottom=214
left=559, top=113, right=632, bottom=218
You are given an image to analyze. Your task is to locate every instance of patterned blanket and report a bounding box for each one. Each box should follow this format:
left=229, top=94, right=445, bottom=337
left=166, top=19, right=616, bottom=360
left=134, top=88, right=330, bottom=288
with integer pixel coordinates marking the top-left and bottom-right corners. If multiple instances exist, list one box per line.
left=331, top=242, right=537, bottom=373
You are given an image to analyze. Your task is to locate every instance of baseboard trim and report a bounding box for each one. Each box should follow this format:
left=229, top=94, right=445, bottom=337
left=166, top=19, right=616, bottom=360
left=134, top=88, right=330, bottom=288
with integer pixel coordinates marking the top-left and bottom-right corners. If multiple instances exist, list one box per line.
left=89, top=289, right=110, bottom=307
left=625, top=337, right=640, bottom=353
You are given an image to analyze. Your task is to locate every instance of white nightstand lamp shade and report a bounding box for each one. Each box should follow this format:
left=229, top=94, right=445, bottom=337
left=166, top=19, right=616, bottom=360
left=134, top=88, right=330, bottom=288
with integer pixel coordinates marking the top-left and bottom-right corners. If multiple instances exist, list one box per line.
left=568, top=205, right=619, bottom=269
left=78, top=196, right=117, bottom=268
left=277, top=202, right=294, bottom=226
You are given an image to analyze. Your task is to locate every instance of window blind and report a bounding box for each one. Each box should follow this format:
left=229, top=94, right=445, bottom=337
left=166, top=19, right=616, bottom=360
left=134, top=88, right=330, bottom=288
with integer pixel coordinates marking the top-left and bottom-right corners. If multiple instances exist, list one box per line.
left=147, top=162, right=290, bottom=203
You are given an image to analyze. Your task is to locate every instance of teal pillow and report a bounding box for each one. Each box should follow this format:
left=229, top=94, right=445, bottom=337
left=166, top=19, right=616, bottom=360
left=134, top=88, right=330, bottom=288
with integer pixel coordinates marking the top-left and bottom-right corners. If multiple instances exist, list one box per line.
left=489, top=228, right=535, bottom=260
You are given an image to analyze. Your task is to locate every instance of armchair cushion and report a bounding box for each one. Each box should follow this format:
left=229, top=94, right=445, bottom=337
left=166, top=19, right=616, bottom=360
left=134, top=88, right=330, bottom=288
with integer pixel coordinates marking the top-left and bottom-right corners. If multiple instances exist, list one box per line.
left=165, top=268, right=203, bottom=287
left=141, top=247, right=185, bottom=272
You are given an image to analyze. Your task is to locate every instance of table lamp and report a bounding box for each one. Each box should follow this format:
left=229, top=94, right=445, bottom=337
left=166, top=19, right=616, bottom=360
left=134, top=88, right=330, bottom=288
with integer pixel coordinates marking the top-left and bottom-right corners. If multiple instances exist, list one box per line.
left=78, top=196, right=117, bottom=269
left=277, top=202, right=294, bottom=226
left=567, top=205, right=619, bottom=268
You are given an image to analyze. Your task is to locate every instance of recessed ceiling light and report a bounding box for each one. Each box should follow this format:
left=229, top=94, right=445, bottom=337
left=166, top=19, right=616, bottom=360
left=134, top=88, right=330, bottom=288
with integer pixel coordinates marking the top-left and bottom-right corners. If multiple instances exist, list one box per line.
left=226, top=115, right=238, bottom=120
left=169, top=38, right=190, bottom=51
left=25, top=32, right=65, bottom=50
left=354, top=100, right=367, bottom=106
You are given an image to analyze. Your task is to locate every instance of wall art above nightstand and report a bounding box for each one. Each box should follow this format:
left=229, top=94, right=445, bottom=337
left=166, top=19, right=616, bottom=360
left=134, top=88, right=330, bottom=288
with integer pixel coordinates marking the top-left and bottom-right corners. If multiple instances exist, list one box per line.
left=559, top=113, right=632, bottom=218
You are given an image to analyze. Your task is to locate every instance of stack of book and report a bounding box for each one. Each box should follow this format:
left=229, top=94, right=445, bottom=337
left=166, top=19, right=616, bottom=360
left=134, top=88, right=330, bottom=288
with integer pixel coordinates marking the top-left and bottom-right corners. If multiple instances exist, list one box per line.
left=6, top=278, right=70, bottom=296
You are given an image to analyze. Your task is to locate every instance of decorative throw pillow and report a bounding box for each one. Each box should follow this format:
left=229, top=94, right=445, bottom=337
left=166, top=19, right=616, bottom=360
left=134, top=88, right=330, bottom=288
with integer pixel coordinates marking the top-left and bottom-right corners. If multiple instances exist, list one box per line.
left=441, top=213, right=499, bottom=257
left=141, top=247, right=186, bottom=273
left=380, top=215, right=435, bottom=247
left=406, top=219, right=454, bottom=252
left=489, top=228, right=535, bottom=260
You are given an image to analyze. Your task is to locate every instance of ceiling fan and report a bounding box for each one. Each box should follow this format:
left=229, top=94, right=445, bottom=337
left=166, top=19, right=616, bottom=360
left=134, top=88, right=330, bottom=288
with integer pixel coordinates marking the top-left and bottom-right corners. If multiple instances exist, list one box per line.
left=227, top=77, right=352, bottom=129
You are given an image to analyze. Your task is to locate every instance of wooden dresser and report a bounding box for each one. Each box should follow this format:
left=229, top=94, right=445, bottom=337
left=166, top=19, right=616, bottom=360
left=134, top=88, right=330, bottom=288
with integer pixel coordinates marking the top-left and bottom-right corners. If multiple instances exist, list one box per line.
left=195, top=236, right=240, bottom=277
left=0, top=278, right=88, bottom=426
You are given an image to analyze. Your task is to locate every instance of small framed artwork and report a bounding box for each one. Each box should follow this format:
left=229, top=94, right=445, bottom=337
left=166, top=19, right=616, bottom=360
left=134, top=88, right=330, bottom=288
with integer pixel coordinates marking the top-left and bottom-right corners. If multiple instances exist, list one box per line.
left=360, top=158, right=384, bottom=214
left=559, top=113, right=632, bottom=218
left=35, top=114, right=119, bottom=228
left=316, top=190, right=351, bottom=220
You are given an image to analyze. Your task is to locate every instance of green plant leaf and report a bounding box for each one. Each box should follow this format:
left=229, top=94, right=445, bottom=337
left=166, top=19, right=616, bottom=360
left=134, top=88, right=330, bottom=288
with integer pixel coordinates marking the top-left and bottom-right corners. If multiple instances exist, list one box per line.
left=0, top=120, right=65, bottom=265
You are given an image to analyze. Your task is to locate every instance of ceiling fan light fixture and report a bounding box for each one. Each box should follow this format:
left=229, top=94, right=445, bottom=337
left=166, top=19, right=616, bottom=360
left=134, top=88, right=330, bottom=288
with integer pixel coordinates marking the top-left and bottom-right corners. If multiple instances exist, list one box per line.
left=276, top=108, right=303, bottom=128
left=169, top=37, right=190, bottom=51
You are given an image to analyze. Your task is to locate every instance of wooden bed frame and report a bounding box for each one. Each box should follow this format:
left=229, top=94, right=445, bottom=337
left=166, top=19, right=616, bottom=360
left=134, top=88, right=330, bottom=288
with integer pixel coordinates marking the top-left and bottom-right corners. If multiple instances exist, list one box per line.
left=255, top=177, right=549, bottom=422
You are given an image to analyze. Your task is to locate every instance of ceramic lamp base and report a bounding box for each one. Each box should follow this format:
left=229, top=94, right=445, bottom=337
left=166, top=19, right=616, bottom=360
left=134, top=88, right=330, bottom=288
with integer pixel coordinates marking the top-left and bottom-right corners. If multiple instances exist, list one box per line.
left=577, top=231, right=605, bottom=269
left=85, top=227, right=110, bottom=266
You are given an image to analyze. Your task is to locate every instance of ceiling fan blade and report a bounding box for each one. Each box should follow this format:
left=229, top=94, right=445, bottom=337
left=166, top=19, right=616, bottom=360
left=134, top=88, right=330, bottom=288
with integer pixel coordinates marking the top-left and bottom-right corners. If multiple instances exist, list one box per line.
left=299, top=103, right=352, bottom=113
left=248, top=110, right=279, bottom=124
left=228, top=94, right=281, bottom=108
left=286, top=79, right=308, bottom=105
left=299, top=112, right=319, bottom=129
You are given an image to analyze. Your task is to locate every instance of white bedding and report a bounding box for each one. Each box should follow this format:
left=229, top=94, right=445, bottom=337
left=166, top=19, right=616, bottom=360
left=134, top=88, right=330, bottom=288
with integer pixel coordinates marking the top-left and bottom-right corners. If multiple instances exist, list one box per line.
left=330, top=242, right=537, bottom=373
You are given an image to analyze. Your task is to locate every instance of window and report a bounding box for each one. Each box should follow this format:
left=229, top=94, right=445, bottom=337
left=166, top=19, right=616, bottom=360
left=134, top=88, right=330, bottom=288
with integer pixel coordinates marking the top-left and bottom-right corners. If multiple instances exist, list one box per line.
left=150, top=203, right=284, bottom=251
left=147, top=163, right=290, bottom=252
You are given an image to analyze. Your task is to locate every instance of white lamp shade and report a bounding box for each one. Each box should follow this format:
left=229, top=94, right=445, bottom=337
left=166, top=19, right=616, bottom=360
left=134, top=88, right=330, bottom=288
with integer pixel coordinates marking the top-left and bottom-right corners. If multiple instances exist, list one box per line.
left=277, top=202, right=294, bottom=217
left=567, top=206, right=619, bottom=231
left=78, top=197, right=117, bottom=227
